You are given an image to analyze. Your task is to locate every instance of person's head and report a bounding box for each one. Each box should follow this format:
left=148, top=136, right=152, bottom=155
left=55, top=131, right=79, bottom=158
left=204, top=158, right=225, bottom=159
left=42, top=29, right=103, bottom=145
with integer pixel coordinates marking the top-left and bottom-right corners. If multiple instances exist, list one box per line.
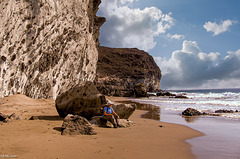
left=107, top=102, right=113, bottom=107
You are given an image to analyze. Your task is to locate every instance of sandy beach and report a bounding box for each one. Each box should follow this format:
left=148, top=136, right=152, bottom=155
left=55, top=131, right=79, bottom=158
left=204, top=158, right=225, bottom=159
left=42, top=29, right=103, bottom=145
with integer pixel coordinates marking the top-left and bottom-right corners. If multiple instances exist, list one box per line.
left=0, top=94, right=203, bottom=159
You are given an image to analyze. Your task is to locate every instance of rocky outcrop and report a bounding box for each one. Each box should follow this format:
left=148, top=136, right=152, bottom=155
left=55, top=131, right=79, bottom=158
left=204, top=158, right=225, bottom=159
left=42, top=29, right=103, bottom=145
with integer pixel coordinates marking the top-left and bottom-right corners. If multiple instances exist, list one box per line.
left=55, top=81, right=107, bottom=119
left=215, top=109, right=235, bottom=113
left=61, top=114, right=97, bottom=135
left=95, top=46, right=162, bottom=96
left=0, top=0, right=105, bottom=99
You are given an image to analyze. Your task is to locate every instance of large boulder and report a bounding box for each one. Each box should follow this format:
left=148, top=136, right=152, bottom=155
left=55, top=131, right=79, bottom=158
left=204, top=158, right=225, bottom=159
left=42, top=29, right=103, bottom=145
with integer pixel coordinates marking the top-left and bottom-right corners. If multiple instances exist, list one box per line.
left=134, top=83, right=147, bottom=97
left=55, top=81, right=107, bottom=119
left=61, top=114, right=97, bottom=135
left=182, top=108, right=202, bottom=116
left=112, top=103, right=136, bottom=119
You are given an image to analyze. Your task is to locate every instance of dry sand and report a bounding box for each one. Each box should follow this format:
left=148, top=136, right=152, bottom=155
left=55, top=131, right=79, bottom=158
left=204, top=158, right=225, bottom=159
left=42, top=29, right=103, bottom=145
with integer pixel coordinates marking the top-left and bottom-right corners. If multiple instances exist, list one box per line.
left=0, top=94, right=203, bottom=159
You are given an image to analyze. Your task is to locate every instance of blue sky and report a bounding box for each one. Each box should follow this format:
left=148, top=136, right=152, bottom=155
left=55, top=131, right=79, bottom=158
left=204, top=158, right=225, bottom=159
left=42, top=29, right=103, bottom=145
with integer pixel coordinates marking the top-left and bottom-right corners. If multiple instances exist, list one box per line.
left=97, top=0, right=240, bottom=90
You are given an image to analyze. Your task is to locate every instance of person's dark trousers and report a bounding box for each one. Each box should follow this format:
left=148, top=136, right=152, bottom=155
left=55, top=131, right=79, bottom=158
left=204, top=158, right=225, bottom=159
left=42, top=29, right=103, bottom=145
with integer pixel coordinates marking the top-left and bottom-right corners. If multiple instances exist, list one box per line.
left=102, top=115, right=119, bottom=128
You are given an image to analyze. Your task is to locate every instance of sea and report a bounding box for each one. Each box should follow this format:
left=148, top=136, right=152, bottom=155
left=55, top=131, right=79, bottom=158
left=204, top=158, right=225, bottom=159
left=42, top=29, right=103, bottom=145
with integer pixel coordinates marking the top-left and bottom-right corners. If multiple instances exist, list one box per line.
left=130, top=88, right=240, bottom=159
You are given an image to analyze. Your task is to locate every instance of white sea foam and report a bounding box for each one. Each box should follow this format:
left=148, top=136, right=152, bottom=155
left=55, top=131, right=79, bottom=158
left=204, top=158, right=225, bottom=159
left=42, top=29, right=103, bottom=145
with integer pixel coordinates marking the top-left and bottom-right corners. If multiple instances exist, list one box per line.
left=220, top=113, right=240, bottom=119
left=132, top=90, right=240, bottom=119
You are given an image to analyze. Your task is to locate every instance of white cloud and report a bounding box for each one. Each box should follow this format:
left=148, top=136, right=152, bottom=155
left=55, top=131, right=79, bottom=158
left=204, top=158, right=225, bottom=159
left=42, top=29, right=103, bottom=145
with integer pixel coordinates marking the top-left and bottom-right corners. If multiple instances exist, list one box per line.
left=167, top=33, right=184, bottom=40
left=119, top=0, right=137, bottom=5
left=154, top=41, right=240, bottom=89
left=97, top=0, right=174, bottom=51
left=203, top=20, right=236, bottom=36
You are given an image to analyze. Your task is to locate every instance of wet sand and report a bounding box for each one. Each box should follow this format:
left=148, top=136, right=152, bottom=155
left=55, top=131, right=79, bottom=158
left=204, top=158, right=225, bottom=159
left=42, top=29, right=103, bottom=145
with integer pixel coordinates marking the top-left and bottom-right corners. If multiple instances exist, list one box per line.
left=0, top=94, right=203, bottom=159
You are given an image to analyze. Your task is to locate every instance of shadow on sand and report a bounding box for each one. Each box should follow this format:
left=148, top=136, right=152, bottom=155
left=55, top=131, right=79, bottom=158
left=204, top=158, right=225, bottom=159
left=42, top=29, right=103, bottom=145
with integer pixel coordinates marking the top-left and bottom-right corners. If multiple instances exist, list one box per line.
left=29, top=115, right=63, bottom=121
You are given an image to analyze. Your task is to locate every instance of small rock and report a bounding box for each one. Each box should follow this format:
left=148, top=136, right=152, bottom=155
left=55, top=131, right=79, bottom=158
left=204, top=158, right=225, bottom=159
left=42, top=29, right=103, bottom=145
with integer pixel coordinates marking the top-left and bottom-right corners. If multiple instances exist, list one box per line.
left=215, top=109, right=234, bottom=113
left=61, top=114, right=97, bottom=135
left=118, top=119, right=136, bottom=128
left=175, top=95, right=188, bottom=99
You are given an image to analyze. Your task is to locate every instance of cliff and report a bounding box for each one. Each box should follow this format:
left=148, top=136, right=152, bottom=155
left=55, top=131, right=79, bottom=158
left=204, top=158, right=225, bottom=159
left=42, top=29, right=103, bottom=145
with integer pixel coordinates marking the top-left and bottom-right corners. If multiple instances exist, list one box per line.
left=95, top=46, right=162, bottom=96
left=0, top=0, right=105, bottom=99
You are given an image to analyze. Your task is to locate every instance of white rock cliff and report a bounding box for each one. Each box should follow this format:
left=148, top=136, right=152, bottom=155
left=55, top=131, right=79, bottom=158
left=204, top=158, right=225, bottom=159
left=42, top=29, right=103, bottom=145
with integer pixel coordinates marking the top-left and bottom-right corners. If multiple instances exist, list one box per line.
left=0, top=0, right=105, bottom=99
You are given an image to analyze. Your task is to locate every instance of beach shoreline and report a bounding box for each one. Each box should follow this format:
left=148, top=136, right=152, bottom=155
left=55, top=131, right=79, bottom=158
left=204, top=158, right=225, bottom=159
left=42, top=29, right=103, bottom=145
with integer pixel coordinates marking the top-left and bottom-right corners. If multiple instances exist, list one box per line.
left=0, top=94, right=203, bottom=159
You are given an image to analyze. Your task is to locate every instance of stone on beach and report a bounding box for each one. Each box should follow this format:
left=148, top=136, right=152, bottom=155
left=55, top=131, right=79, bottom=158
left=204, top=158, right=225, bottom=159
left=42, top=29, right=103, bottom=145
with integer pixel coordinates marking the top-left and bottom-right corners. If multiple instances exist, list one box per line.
left=61, top=114, right=97, bottom=135
left=182, top=108, right=202, bottom=116
left=215, top=109, right=234, bottom=113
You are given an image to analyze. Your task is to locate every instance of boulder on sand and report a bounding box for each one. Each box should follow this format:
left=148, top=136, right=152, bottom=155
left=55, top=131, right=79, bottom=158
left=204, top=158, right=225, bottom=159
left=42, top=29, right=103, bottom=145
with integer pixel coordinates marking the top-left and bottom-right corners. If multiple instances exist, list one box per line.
left=112, top=103, right=136, bottom=119
left=55, top=81, right=107, bottom=119
left=61, top=114, right=97, bottom=135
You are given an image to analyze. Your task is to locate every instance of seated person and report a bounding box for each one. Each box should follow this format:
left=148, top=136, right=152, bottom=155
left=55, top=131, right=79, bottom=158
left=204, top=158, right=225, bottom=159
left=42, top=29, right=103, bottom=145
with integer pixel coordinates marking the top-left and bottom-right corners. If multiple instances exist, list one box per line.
left=102, top=102, right=120, bottom=128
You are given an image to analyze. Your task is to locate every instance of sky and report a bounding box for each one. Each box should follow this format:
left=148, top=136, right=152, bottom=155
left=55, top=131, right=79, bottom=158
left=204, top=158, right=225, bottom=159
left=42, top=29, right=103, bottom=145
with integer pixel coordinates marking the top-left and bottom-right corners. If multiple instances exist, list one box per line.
left=97, top=0, right=240, bottom=90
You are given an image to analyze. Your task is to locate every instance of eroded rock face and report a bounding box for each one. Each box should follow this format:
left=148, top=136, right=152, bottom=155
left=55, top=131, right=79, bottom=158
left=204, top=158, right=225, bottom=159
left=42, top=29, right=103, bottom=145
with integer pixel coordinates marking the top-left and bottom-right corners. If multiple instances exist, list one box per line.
left=0, top=0, right=105, bottom=99
left=133, top=83, right=147, bottom=97
left=95, top=46, right=162, bottom=96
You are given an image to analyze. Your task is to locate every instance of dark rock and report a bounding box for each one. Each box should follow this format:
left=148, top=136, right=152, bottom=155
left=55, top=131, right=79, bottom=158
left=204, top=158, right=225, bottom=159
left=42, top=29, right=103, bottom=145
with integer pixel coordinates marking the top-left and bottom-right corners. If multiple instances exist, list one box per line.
left=55, top=81, right=107, bottom=119
left=215, top=109, right=234, bottom=113
left=182, top=108, right=202, bottom=116
left=0, top=113, right=8, bottom=121
left=133, top=83, right=148, bottom=97
left=94, top=46, right=161, bottom=97
left=175, top=95, right=188, bottom=99
left=112, top=103, right=136, bottom=119
left=156, top=91, right=176, bottom=96
left=61, top=114, right=97, bottom=135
